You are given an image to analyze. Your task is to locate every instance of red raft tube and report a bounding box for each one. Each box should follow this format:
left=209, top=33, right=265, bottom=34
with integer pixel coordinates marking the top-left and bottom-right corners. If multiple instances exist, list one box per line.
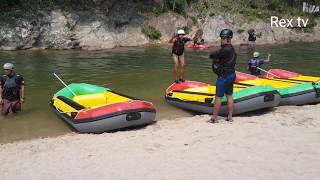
left=263, top=69, right=320, bottom=82
left=187, top=43, right=210, bottom=49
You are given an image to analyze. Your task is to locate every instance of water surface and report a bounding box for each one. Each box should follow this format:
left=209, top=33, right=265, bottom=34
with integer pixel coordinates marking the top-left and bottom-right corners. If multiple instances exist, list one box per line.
left=0, top=43, right=319, bottom=143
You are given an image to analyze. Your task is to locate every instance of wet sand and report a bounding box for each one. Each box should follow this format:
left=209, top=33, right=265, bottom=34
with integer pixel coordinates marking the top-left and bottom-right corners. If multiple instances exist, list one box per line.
left=1, top=104, right=320, bottom=180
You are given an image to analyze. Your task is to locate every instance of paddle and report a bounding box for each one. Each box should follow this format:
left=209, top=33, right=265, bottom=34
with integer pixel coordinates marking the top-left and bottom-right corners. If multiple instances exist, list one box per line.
left=257, top=67, right=281, bottom=78
left=53, top=72, right=77, bottom=96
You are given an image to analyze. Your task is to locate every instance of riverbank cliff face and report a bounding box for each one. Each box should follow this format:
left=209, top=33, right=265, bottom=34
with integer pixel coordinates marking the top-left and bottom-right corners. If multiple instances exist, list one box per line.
left=0, top=1, right=319, bottom=50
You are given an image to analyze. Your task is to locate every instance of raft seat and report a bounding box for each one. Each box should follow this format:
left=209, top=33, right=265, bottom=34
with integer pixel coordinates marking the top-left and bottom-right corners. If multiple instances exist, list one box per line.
left=73, top=91, right=132, bottom=109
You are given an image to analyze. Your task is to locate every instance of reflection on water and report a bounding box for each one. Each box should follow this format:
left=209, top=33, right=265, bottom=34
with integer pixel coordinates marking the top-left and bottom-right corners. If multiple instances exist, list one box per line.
left=0, top=43, right=319, bottom=143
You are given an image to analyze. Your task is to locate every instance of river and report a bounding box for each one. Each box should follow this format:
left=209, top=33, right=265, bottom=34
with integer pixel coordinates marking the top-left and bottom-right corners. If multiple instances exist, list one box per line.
left=0, top=43, right=319, bottom=143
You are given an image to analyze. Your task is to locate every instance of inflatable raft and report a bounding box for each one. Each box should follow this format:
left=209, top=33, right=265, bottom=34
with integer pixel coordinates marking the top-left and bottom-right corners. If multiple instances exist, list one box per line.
left=187, top=44, right=210, bottom=49
left=236, top=72, right=320, bottom=105
left=50, top=83, right=156, bottom=133
left=165, top=81, right=280, bottom=115
left=263, top=69, right=320, bottom=82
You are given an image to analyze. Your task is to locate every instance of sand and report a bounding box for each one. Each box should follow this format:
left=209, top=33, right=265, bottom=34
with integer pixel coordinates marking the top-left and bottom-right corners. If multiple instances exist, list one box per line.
left=1, top=104, right=320, bottom=180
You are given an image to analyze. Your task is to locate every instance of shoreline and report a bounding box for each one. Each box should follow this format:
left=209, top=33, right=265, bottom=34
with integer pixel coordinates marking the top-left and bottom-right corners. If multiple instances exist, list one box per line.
left=1, top=41, right=320, bottom=52
left=1, top=104, right=319, bottom=179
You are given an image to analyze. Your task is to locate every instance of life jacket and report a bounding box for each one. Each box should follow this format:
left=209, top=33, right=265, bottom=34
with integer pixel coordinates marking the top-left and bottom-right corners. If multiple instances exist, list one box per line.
left=248, top=58, right=261, bottom=74
left=2, top=75, right=20, bottom=97
left=212, top=45, right=236, bottom=76
left=248, top=32, right=256, bottom=42
left=172, top=38, right=185, bottom=56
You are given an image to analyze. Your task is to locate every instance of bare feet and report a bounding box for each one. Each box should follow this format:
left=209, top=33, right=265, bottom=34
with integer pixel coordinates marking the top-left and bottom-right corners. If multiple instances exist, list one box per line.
left=226, top=116, right=233, bottom=122
left=208, top=117, right=218, bottom=124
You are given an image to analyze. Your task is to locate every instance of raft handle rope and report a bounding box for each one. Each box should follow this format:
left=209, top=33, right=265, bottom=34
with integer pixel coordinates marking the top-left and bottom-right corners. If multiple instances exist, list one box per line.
left=168, top=91, right=215, bottom=103
left=170, top=96, right=215, bottom=103
left=312, top=82, right=320, bottom=97
left=53, top=105, right=79, bottom=115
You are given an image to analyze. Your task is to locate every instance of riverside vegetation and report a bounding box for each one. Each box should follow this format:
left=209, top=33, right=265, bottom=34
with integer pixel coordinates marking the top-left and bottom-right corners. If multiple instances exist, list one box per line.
left=0, top=0, right=319, bottom=50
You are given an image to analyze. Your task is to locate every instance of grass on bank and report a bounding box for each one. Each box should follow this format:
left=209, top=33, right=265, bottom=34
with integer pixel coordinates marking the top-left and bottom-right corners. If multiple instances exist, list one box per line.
left=141, top=25, right=162, bottom=40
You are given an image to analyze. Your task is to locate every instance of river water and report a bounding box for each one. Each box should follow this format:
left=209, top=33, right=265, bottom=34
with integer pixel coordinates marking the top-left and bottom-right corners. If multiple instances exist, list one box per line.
left=0, top=43, right=319, bottom=143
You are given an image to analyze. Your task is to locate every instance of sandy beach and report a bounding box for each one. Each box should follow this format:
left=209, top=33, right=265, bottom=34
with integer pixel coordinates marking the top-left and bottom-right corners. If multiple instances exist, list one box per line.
left=1, top=104, right=320, bottom=180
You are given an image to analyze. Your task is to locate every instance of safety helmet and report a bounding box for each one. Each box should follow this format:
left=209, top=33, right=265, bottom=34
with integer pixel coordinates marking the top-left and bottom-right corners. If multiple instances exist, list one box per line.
left=3, top=63, right=14, bottom=70
left=220, top=29, right=233, bottom=38
left=253, top=52, right=260, bottom=58
left=177, top=29, right=186, bottom=35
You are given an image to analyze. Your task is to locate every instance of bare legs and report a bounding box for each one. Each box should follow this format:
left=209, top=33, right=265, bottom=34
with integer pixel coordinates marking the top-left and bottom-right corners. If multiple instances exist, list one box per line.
left=212, top=95, right=234, bottom=123
left=212, top=97, right=221, bottom=123
left=180, top=59, right=185, bottom=81
left=172, top=54, right=185, bottom=82
left=173, top=58, right=179, bottom=81
left=226, top=95, right=234, bottom=121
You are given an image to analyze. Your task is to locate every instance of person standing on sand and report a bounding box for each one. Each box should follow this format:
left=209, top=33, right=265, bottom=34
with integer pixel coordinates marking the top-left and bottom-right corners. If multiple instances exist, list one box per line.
left=209, top=29, right=237, bottom=123
left=169, top=29, right=191, bottom=83
left=0, top=63, right=25, bottom=116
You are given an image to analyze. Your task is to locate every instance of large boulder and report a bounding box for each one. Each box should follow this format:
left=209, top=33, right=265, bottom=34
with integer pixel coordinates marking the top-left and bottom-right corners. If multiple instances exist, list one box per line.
left=146, top=12, right=187, bottom=40
left=202, top=16, right=231, bottom=44
left=72, top=10, right=148, bottom=50
left=0, top=14, right=42, bottom=50
left=38, top=10, right=75, bottom=49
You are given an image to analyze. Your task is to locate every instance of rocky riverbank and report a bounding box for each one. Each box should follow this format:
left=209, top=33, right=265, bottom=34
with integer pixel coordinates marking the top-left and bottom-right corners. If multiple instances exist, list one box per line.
left=0, top=1, right=319, bottom=50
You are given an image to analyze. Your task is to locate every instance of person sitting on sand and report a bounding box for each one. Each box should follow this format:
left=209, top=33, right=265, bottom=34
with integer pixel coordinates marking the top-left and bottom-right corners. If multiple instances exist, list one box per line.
left=209, top=29, right=237, bottom=123
left=169, top=29, right=191, bottom=83
left=0, top=63, right=25, bottom=116
left=248, top=52, right=271, bottom=77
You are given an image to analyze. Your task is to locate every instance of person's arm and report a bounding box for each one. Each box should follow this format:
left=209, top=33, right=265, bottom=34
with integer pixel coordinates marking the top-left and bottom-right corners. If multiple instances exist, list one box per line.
left=183, top=37, right=191, bottom=42
left=264, top=53, right=271, bottom=63
left=0, top=77, right=3, bottom=104
left=209, top=51, right=220, bottom=63
left=0, top=86, right=3, bottom=105
left=20, top=85, right=25, bottom=103
left=169, top=33, right=176, bottom=43
left=18, top=76, right=25, bottom=103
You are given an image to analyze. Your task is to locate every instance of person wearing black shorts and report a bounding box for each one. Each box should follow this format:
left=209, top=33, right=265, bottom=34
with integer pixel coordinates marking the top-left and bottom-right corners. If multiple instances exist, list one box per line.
left=169, top=29, right=191, bottom=83
left=209, top=29, right=236, bottom=123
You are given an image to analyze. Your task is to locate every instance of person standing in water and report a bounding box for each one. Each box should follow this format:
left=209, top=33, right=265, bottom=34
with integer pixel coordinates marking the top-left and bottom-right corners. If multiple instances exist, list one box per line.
left=169, top=29, right=191, bottom=83
left=248, top=52, right=271, bottom=77
left=192, top=29, right=204, bottom=46
left=0, top=63, right=25, bottom=116
left=209, top=29, right=236, bottom=123
left=248, top=29, right=256, bottom=44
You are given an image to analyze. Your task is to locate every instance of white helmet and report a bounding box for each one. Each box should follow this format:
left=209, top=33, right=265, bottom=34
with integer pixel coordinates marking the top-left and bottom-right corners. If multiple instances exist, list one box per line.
left=3, top=63, right=14, bottom=70
left=177, top=29, right=185, bottom=35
